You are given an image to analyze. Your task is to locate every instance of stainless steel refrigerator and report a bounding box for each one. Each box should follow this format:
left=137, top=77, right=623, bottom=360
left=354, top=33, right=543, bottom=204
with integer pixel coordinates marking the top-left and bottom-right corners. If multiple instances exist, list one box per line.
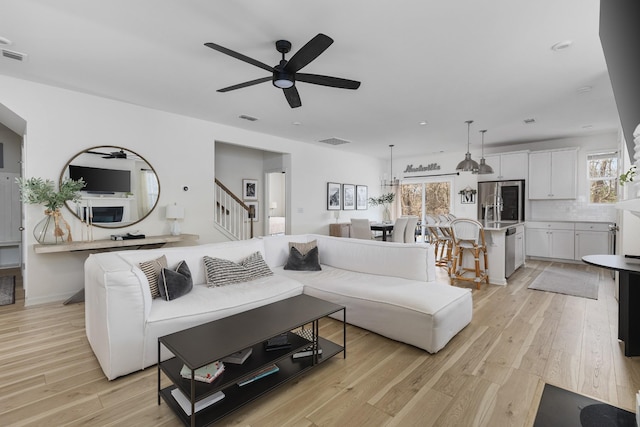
left=477, top=180, right=525, bottom=222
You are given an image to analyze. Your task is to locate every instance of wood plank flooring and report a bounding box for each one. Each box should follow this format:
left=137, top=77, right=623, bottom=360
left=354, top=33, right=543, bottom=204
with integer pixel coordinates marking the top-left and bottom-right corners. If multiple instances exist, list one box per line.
left=1, top=260, right=639, bottom=426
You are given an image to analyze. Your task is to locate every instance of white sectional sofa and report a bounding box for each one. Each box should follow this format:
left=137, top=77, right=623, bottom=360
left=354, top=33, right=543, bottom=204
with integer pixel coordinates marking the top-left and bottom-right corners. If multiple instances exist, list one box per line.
left=84, top=234, right=472, bottom=380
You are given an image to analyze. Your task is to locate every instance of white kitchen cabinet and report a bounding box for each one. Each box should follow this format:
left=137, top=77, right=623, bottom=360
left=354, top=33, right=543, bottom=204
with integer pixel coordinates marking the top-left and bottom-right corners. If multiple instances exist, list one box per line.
left=528, top=149, right=577, bottom=199
left=477, top=151, right=529, bottom=182
left=525, top=221, right=575, bottom=260
left=574, top=222, right=611, bottom=260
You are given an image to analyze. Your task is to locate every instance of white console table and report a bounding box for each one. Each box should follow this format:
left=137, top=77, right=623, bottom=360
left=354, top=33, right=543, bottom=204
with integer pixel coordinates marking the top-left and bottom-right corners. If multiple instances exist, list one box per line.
left=33, top=233, right=198, bottom=254
left=34, top=234, right=199, bottom=304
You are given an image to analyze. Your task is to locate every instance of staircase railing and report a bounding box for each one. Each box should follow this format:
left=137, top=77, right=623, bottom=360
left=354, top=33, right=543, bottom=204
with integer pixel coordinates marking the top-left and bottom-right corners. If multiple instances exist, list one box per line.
left=214, top=179, right=255, bottom=240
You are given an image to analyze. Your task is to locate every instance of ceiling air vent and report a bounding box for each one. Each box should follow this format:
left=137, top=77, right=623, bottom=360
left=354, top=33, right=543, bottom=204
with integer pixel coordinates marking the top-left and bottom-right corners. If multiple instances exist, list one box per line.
left=1, top=49, right=27, bottom=61
left=238, top=114, right=258, bottom=122
left=523, top=118, right=536, bottom=124
left=319, top=137, right=351, bottom=146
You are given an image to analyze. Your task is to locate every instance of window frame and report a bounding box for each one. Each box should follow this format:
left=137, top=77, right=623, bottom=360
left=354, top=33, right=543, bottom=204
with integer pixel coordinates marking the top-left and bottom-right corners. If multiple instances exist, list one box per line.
left=586, top=150, right=619, bottom=205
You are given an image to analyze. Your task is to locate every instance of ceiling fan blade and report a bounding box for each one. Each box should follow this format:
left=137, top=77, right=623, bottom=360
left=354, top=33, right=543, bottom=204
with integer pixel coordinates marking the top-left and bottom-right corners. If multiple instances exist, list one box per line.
left=283, top=86, right=302, bottom=108
left=296, top=73, right=361, bottom=90
left=284, top=33, right=333, bottom=73
left=204, top=42, right=274, bottom=72
left=217, top=76, right=271, bottom=92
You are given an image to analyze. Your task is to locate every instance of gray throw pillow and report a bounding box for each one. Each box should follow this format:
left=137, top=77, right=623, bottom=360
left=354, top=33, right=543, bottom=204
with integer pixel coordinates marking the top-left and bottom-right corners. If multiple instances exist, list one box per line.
left=204, top=251, right=273, bottom=287
left=158, top=260, right=193, bottom=301
left=284, top=246, right=321, bottom=271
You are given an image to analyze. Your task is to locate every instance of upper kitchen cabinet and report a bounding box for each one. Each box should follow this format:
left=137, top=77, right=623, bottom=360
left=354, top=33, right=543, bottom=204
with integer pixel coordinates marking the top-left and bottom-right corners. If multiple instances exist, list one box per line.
left=528, top=148, right=578, bottom=199
left=477, top=151, right=529, bottom=182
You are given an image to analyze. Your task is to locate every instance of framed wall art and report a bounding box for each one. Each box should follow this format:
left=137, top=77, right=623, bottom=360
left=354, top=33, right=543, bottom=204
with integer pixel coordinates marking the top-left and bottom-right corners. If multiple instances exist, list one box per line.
left=342, top=184, right=355, bottom=210
left=327, top=182, right=341, bottom=210
left=356, top=185, right=368, bottom=210
left=242, top=179, right=258, bottom=200
left=245, top=201, right=259, bottom=222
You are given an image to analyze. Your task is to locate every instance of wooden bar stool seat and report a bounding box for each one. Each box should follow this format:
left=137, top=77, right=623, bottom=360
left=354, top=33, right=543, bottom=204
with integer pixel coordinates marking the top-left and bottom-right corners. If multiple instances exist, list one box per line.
left=449, top=218, right=489, bottom=289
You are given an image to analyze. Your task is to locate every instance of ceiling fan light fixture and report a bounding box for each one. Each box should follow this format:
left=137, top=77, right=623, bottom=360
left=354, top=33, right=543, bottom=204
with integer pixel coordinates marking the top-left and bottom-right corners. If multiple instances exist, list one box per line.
left=273, top=73, right=294, bottom=88
left=456, top=120, right=479, bottom=173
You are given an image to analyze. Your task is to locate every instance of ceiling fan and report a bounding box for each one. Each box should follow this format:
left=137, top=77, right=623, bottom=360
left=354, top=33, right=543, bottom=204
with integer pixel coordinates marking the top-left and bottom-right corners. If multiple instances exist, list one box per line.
left=87, top=149, right=127, bottom=159
left=204, top=33, right=361, bottom=108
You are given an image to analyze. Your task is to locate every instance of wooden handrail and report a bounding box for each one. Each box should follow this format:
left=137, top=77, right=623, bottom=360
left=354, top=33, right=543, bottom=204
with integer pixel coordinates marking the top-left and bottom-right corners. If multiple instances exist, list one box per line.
left=215, top=178, right=250, bottom=211
left=215, top=178, right=254, bottom=238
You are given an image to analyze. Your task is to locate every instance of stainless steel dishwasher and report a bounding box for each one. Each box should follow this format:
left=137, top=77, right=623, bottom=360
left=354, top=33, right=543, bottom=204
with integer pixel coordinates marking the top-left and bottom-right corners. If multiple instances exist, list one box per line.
left=505, top=227, right=517, bottom=278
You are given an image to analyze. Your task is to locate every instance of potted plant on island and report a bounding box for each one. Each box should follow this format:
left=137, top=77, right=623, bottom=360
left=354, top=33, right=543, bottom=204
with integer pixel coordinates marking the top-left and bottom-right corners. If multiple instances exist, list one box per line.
left=17, top=177, right=85, bottom=244
left=369, top=192, right=396, bottom=222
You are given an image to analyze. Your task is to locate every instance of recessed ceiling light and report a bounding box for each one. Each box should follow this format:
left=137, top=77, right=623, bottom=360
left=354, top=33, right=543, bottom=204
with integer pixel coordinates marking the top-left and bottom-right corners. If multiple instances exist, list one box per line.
left=419, top=121, right=428, bottom=126
left=577, top=86, right=592, bottom=94
left=238, top=114, right=258, bottom=122
left=292, top=121, right=301, bottom=126
left=582, top=125, right=593, bottom=129
left=551, top=40, right=573, bottom=51
left=0, top=36, right=12, bottom=46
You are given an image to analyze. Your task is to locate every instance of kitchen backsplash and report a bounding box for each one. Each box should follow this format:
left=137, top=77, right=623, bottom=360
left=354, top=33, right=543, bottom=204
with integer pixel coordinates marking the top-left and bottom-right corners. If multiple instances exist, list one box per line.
left=529, top=198, right=617, bottom=223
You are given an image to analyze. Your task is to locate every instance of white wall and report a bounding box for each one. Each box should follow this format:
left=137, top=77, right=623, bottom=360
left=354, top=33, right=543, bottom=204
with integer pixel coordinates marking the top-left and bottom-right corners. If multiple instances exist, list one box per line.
left=0, top=74, right=382, bottom=305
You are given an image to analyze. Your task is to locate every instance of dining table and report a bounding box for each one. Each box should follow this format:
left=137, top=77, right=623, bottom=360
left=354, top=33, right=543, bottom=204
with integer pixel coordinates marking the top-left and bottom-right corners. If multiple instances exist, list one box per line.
left=370, top=222, right=394, bottom=241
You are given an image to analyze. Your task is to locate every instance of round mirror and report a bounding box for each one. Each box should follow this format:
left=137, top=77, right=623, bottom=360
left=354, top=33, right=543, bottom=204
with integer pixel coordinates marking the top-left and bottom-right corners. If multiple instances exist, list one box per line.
left=60, top=146, right=160, bottom=229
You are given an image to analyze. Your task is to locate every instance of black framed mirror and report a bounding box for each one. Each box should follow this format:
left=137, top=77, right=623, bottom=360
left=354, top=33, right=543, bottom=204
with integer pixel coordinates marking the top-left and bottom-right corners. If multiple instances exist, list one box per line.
left=60, top=146, right=160, bottom=229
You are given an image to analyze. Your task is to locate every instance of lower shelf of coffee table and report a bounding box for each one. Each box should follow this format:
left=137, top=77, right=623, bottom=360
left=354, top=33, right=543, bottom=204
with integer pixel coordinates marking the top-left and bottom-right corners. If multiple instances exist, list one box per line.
left=160, top=337, right=343, bottom=426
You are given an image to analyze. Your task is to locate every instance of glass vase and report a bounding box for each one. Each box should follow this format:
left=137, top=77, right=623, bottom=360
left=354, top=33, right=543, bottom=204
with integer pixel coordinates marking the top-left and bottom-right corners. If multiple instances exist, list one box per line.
left=33, top=209, right=73, bottom=244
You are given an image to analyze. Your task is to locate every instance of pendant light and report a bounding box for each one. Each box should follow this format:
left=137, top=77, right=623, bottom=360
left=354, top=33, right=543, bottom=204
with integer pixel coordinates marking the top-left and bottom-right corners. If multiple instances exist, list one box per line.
left=477, top=129, right=494, bottom=175
left=381, top=144, right=400, bottom=187
left=456, top=120, right=479, bottom=173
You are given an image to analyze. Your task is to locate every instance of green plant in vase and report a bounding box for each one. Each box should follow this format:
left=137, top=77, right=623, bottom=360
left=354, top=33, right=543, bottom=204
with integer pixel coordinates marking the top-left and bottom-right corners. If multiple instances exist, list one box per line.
left=17, top=177, right=85, bottom=244
left=369, top=192, right=395, bottom=222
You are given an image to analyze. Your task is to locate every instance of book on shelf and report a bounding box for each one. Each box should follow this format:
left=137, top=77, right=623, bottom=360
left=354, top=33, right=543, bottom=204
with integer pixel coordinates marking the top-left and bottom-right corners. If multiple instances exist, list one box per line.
left=264, top=333, right=291, bottom=351
left=237, top=364, right=279, bottom=387
left=180, top=361, right=225, bottom=383
left=170, top=388, right=224, bottom=416
left=221, top=347, right=252, bottom=364
left=291, top=327, right=322, bottom=359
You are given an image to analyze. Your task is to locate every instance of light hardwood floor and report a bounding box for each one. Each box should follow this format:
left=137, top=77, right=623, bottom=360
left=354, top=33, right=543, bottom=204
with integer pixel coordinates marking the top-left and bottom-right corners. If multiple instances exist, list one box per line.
left=1, top=260, right=639, bottom=426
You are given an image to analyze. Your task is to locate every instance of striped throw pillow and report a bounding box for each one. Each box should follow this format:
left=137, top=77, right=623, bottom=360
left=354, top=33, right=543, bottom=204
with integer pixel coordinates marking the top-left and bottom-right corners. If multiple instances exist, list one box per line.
left=204, top=251, right=273, bottom=287
left=138, top=255, right=167, bottom=299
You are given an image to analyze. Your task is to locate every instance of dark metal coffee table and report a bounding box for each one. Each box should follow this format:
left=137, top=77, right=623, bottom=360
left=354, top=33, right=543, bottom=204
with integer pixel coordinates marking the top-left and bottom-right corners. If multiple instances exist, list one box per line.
left=158, top=294, right=346, bottom=426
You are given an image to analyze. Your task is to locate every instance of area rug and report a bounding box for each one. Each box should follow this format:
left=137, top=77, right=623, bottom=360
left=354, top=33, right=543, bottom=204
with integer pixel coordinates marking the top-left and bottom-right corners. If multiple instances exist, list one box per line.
left=528, top=264, right=599, bottom=300
left=534, top=383, right=635, bottom=427
left=0, top=275, right=16, bottom=306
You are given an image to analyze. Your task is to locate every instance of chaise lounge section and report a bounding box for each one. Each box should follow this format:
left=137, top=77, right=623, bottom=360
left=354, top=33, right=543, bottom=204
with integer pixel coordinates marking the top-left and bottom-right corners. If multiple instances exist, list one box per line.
left=84, top=234, right=472, bottom=380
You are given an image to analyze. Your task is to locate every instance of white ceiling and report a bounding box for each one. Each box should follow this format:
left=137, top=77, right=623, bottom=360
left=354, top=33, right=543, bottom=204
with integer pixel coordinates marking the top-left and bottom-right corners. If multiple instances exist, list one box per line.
left=0, top=0, right=620, bottom=159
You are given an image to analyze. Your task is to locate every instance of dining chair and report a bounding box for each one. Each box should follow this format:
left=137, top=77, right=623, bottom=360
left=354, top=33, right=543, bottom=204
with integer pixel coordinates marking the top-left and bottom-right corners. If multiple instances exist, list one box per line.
left=403, top=216, right=419, bottom=243
left=449, top=218, right=489, bottom=289
left=391, top=217, right=408, bottom=243
left=424, top=214, right=452, bottom=270
left=350, top=218, right=373, bottom=240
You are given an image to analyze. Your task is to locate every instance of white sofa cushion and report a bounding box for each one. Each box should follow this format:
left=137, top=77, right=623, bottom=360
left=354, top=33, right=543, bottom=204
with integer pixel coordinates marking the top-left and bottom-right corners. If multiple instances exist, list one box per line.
left=142, top=274, right=304, bottom=369
left=275, top=265, right=472, bottom=353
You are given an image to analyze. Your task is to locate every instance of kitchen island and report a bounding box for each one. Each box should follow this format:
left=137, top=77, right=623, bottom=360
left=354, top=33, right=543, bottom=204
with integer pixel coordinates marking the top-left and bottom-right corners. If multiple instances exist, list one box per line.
left=482, top=220, right=525, bottom=285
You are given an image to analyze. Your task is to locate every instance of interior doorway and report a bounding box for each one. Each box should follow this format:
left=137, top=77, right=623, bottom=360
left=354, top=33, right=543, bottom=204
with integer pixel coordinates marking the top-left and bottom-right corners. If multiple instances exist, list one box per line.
left=266, top=171, right=286, bottom=235
left=0, top=102, right=26, bottom=301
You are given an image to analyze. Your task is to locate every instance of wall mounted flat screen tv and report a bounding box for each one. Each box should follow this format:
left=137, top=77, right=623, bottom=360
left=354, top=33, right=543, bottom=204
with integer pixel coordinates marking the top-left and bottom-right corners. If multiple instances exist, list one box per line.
left=69, top=165, right=131, bottom=193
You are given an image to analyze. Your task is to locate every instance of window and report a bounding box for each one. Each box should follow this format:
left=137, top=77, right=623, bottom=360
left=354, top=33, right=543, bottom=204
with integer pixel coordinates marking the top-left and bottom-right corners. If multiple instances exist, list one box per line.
left=587, top=151, right=618, bottom=204
left=400, top=180, right=452, bottom=216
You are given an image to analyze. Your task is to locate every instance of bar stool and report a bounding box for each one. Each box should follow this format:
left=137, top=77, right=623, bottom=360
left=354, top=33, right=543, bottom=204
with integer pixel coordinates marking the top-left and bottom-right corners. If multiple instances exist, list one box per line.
left=449, top=218, right=489, bottom=289
left=424, top=214, right=453, bottom=271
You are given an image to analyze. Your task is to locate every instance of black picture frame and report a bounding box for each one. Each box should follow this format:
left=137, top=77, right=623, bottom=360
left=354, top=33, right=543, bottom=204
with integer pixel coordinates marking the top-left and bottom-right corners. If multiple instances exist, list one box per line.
left=327, top=182, right=341, bottom=210
left=342, top=184, right=355, bottom=210
left=356, top=185, right=368, bottom=210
